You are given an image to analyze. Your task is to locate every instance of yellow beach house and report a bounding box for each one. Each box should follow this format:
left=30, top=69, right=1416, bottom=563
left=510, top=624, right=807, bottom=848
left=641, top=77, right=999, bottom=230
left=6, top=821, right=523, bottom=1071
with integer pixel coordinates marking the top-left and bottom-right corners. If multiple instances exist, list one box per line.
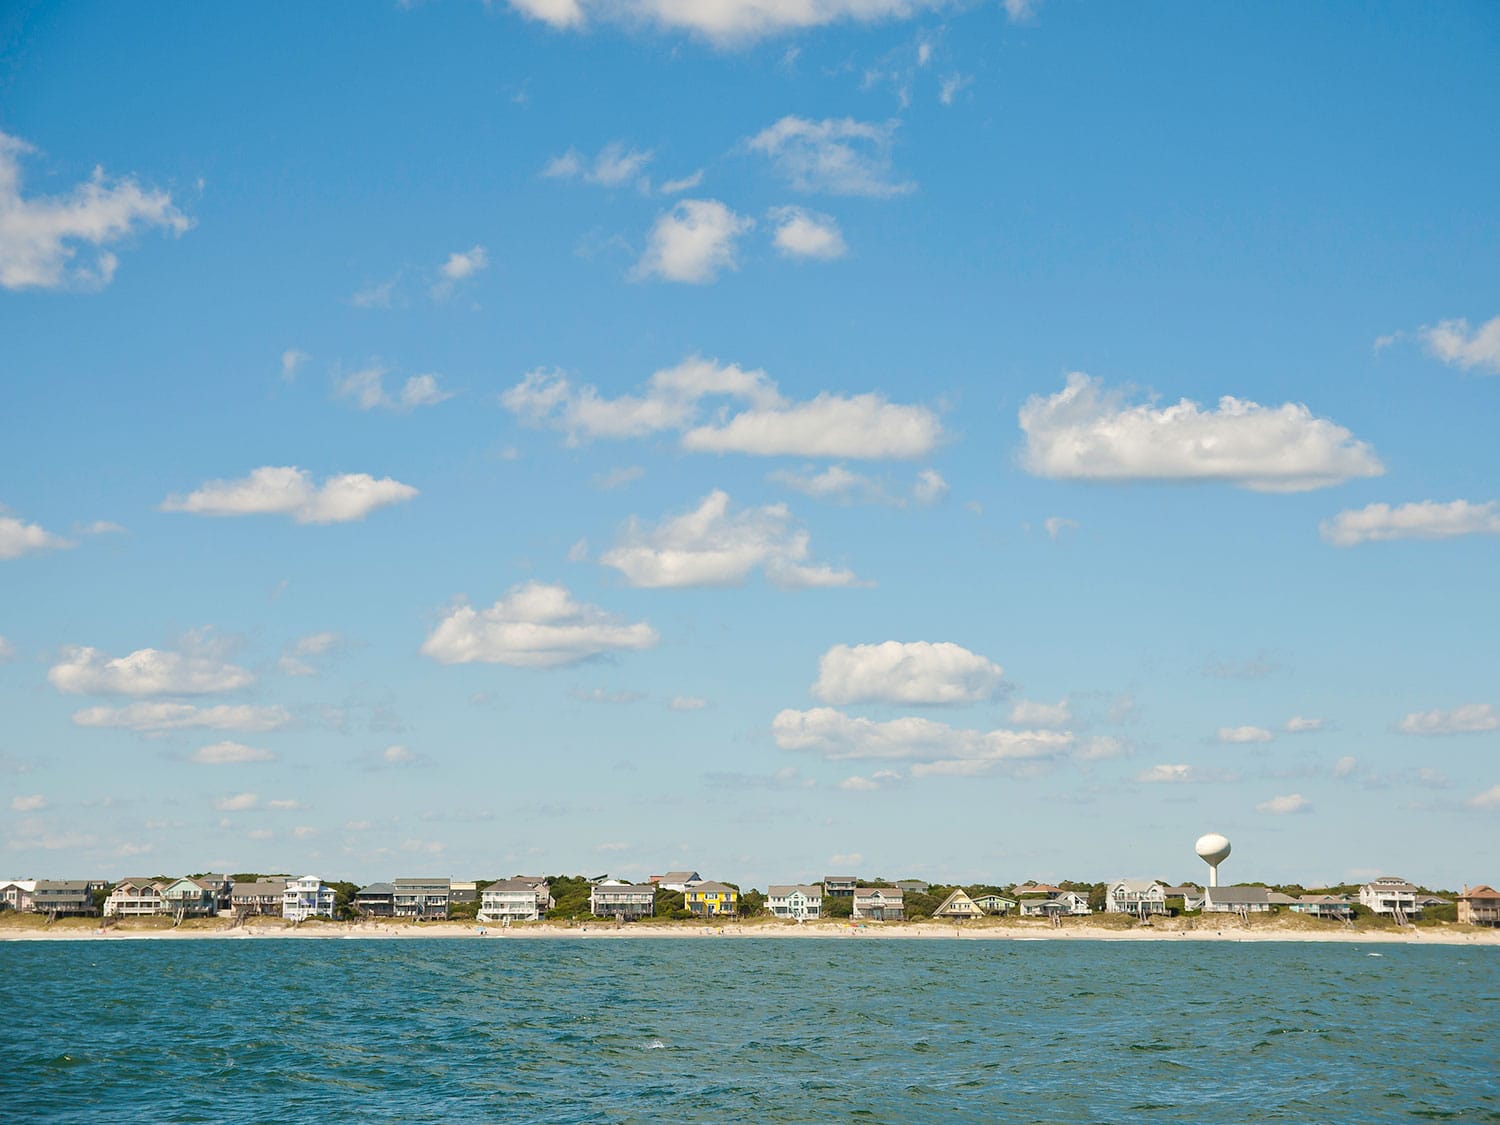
left=685, top=881, right=739, bottom=917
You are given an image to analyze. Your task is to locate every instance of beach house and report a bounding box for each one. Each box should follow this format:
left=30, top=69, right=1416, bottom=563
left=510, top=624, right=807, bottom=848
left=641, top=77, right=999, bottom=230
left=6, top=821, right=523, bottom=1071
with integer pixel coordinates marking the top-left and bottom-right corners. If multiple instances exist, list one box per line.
left=971, top=894, right=1017, bottom=915
left=1458, top=885, right=1500, bottom=926
left=852, top=887, right=904, bottom=921
left=933, top=889, right=984, bottom=920
left=823, top=875, right=857, bottom=897
left=1164, top=884, right=1204, bottom=911
left=1019, top=890, right=1090, bottom=917
left=104, top=878, right=167, bottom=917
left=651, top=871, right=703, bottom=893
left=1202, top=885, right=1278, bottom=914
left=160, top=878, right=220, bottom=918
left=767, top=884, right=823, bottom=920
left=1105, top=879, right=1169, bottom=917
left=479, top=878, right=552, bottom=923
left=1358, top=876, right=1421, bottom=921
left=354, top=883, right=396, bottom=916
left=393, top=877, right=451, bottom=920
left=282, top=876, right=336, bottom=922
left=230, top=879, right=287, bottom=917
left=589, top=881, right=656, bottom=920
left=685, top=882, right=739, bottom=917
left=1290, top=894, right=1354, bottom=920
left=31, top=880, right=96, bottom=916
left=0, top=880, right=37, bottom=912
left=895, top=880, right=930, bottom=894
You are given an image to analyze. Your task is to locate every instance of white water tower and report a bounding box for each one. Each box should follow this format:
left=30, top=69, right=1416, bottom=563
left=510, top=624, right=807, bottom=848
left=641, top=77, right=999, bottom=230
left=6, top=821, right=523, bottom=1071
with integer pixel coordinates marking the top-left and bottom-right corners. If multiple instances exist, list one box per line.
left=1195, top=832, right=1231, bottom=887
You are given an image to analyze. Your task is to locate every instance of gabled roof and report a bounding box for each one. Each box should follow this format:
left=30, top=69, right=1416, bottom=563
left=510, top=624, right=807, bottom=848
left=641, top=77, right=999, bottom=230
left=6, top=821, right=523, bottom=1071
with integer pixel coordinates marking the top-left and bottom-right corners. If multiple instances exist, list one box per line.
left=1461, top=884, right=1500, bottom=901
left=689, top=881, right=737, bottom=894
left=853, top=886, right=904, bottom=901
left=357, top=883, right=395, bottom=895
left=484, top=878, right=543, bottom=894
left=1111, top=879, right=1165, bottom=894
left=1018, top=883, right=1063, bottom=896
left=1206, top=885, right=1273, bottom=905
left=768, top=884, right=822, bottom=897
left=934, top=889, right=981, bottom=916
left=657, top=871, right=701, bottom=883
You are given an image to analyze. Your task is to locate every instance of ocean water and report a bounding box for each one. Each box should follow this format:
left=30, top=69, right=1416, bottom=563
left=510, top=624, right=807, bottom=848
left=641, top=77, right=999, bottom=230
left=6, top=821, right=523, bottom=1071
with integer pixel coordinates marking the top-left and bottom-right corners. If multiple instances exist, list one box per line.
left=2, top=936, right=1497, bottom=1123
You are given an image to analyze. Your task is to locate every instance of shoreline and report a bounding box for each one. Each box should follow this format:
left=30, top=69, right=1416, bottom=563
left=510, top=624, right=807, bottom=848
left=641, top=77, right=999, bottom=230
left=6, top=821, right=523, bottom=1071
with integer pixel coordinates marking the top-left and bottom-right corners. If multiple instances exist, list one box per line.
left=4, top=919, right=1498, bottom=946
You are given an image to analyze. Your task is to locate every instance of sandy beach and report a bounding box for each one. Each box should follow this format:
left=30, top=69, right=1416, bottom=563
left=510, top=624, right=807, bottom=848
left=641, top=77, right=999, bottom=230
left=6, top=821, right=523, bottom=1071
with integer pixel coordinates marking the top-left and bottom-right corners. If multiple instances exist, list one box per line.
left=4, top=916, right=1498, bottom=946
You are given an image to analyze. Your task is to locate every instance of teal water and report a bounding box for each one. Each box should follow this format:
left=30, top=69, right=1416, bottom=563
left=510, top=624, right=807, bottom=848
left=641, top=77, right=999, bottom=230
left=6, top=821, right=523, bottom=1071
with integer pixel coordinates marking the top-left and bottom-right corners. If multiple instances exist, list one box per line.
left=2, top=937, right=1496, bottom=1122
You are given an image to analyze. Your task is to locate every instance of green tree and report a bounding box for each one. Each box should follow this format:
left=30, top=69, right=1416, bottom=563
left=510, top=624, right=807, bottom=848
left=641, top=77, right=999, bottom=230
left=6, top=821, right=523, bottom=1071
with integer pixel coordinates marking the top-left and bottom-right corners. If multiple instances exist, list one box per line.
left=739, top=889, right=766, bottom=917
left=824, top=895, right=852, bottom=919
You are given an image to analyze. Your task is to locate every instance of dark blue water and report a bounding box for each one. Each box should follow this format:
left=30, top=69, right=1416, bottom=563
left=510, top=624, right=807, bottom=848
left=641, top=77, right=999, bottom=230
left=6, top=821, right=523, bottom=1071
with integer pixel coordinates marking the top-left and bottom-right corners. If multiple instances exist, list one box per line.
left=2, top=937, right=1496, bottom=1122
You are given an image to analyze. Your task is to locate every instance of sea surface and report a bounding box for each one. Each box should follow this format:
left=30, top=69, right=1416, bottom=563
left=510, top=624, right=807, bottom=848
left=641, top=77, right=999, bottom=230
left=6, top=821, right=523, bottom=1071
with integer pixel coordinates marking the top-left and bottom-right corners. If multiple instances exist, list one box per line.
left=2, top=936, right=1497, bottom=1123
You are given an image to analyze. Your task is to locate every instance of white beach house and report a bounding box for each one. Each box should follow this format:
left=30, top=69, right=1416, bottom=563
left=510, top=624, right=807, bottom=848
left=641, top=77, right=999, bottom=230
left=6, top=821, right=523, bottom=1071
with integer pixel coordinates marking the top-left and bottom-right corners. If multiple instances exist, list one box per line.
left=282, top=876, right=336, bottom=922
left=767, top=885, right=823, bottom=920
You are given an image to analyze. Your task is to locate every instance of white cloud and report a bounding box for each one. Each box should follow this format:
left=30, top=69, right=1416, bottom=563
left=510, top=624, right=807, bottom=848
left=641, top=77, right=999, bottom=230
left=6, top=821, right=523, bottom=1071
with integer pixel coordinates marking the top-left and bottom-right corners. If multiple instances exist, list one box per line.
left=1010, top=699, right=1069, bottom=727
left=191, top=741, right=276, bottom=765
left=48, top=645, right=253, bottom=696
left=912, top=469, right=947, bottom=505
left=1470, top=785, right=1500, bottom=810
left=669, top=695, right=709, bottom=711
left=838, top=775, right=879, bottom=791
left=421, top=580, right=658, bottom=667
left=1019, top=373, right=1384, bottom=492
left=215, top=792, right=258, bottom=812
left=1396, top=703, right=1498, bottom=736
left=1420, top=315, right=1500, bottom=374
left=1334, top=755, right=1358, bottom=779
left=1076, top=735, right=1127, bottom=761
left=502, top=355, right=940, bottom=459
left=938, top=73, right=972, bottom=104
left=0, top=635, right=13, bottom=661
left=1043, top=516, right=1078, bottom=541
left=1320, top=499, right=1500, bottom=547
left=545, top=142, right=653, bottom=187
left=161, top=466, right=418, bottom=524
left=1218, top=725, right=1275, bottom=744
left=334, top=367, right=453, bottom=412
left=814, top=641, right=1002, bottom=705
left=659, top=170, right=704, bottom=194
left=775, top=707, right=1071, bottom=776
left=384, top=744, right=417, bottom=764
left=11, top=794, right=45, bottom=812
left=1257, top=793, right=1310, bottom=815
left=633, top=199, right=753, bottom=283
left=77, top=520, right=125, bottom=536
left=1284, top=716, right=1324, bottom=733
left=594, top=466, right=646, bottom=491
left=0, top=513, right=75, bottom=560
left=1136, top=764, right=1197, bottom=784
left=72, top=702, right=292, bottom=733
left=0, top=130, right=191, bottom=290
left=506, top=0, right=942, bottom=44
left=267, top=799, right=302, bottom=811
left=745, top=116, right=914, bottom=197
left=278, top=631, right=341, bottom=677
left=769, top=206, right=847, bottom=259
left=439, top=245, right=488, bottom=281
left=601, top=489, right=864, bottom=589
left=769, top=465, right=886, bottom=504
left=1003, top=0, right=1039, bottom=22
left=293, top=825, right=318, bottom=839
left=281, top=349, right=308, bottom=381
left=350, top=276, right=399, bottom=308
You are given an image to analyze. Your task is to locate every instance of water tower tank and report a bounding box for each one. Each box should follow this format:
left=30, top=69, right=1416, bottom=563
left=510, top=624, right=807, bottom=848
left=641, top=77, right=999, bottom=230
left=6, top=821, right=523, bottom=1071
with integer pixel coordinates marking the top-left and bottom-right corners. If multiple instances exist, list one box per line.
left=1195, top=833, right=1231, bottom=886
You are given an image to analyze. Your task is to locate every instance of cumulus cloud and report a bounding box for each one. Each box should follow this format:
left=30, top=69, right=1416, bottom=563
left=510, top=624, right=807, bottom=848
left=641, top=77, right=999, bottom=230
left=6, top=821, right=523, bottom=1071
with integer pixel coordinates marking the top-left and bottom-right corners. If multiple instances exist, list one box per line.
left=769, top=206, right=848, bottom=259
left=814, top=641, right=1002, bottom=705
left=278, top=631, right=341, bottom=677
left=1018, top=373, right=1384, bottom=492
left=1334, top=755, right=1358, bottom=779
left=601, top=489, right=864, bottom=589
left=11, top=794, right=45, bottom=812
left=72, top=702, right=292, bottom=733
left=1420, top=315, right=1500, bottom=374
left=1136, top=764, right=1198, bottom=783
left=48, top=645, right=253, bottom=696
left=421, top=581, right=658, bottom=667
left=544, top=142, right=653, bottom=187
left=1320, top=499, right=1500, bottom=547
left=1470, top=785, right=1500, bottom=810
left=659, top=170, right=704, bottom=194
left=439, top=245, right=488, bottom=281
left=1010, top=699, right=1070, bottom=727
left=1218, top=726, right=1275, bottom=744
left=333, top=366, right=453, bottom=412
left=506, top=0, right=942, bottom=44
left=1257, top=793, right=1310, bottom=815
left=1284, top=716, right=1324, bottom=733
left=215, top=793, right=258, bottom=812
left=0, top=130, right=191, bottom=290
left=161, top=466, right=418, bottom=524
left=1396, top=703, right=1498, bottom=736
left=0, top=512, right=75, bottom=560
left=384, top=744, right=417, bottom=764
left=633, top=199, right=753, bottom=283
left=190, top=741, right=277, bottom=765
left=774, top=707, right=1071, bottom=777
left=501, top=354, right=940, bottom=459
left=911, top=469, right=947, bottom=504
left=745, top=116, right=915, bottom=197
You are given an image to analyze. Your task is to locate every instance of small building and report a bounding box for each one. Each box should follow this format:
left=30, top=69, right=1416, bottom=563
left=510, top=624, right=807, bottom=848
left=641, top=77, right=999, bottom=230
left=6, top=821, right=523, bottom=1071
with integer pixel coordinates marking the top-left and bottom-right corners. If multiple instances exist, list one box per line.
left=589, top=881, right=656, bottom=920
left=354, top=883, right=395, bottom=917
left=971, top=894, right=1017, bottom=916
left=282, top=876, right=336, bottom=922
left=1202, top=885, right=1277, bottom=914
left=895, top=879, right=930, bottom=895
left=394, top=877, right=451, bottom=920
left=103, top=878, right=167, bottom=918
left=1291, top=894, right=1354, bottom=920
left=479, top=878, right=552, bottom=923
left=852, top=887, right=904, bottom=921
left=933, top=889, right=984, bottom=920
left=161, top=878, right=219, bottom=918
left=31, top=880, right=96, bottom=916
left=1359, top=876, right=1421, bottom=920
left=823, top=875, right=857, bottom=897
left=1105, top=879, right=1168, bottom=917
left=230, top=879, right=287, bottom=917
left=0, top=880, right=37, bottom=912
left=1458, top=885, right=1500, bottom=927
left=685, top=882, right=739, bottom=917
left=1163, top=884, right=1204, bottom=912
left=651, top=871, right=703, bottom=893
left=767, top=884, right=823, bottom=921
left=1019, top=890, right=1090, bottom=917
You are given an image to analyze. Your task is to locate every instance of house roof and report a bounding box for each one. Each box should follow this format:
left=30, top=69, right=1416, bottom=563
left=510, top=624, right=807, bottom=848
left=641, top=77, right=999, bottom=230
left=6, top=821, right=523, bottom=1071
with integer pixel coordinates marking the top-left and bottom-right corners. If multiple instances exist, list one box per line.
left=1111, top=879, right=1164, bottom=894
left=484, top=878, right=542, bottom=894
left=590, top=883, right=655, bottom=895
left=1207, top=885, right=1273, bottom=905
left=1163, top=885, right=1202, bottom=896
left=1365, top=876, right=1417, bottom=891
left=657, top=871, right=700, bottom=883
left=1019, top=883, right=1063, bottom=895
left=823, top=874, right=857, bottom=881
left=853, top=886, right=904, bottom=901
left=1298, top=894, right=1352, bottom=904
left=689, top=881, right=737, bottom=894
left=232, top=880, right=287, bottom=895
left=768, top=885, right=822, bottom=897
left=394, top=877, right=451, bottom=888
left=934, top=890, right=981, bottom=915
left=1462, top=884, right=1500, bottom=901
left=357, top=883, right=395, bottom=895
left=34, top=880, right=92, bottom=891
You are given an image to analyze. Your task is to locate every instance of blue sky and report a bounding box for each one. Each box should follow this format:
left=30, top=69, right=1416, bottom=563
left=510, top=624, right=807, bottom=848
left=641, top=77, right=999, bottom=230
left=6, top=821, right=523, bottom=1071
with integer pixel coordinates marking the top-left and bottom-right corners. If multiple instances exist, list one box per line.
left=2, top=1, right=1498, bottom=890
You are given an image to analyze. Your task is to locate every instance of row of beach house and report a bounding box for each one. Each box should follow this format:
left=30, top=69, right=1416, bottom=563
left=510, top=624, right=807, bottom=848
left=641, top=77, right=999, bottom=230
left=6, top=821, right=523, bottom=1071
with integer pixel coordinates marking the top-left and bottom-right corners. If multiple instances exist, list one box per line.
left=5, top=871, right=1499, bottom=927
